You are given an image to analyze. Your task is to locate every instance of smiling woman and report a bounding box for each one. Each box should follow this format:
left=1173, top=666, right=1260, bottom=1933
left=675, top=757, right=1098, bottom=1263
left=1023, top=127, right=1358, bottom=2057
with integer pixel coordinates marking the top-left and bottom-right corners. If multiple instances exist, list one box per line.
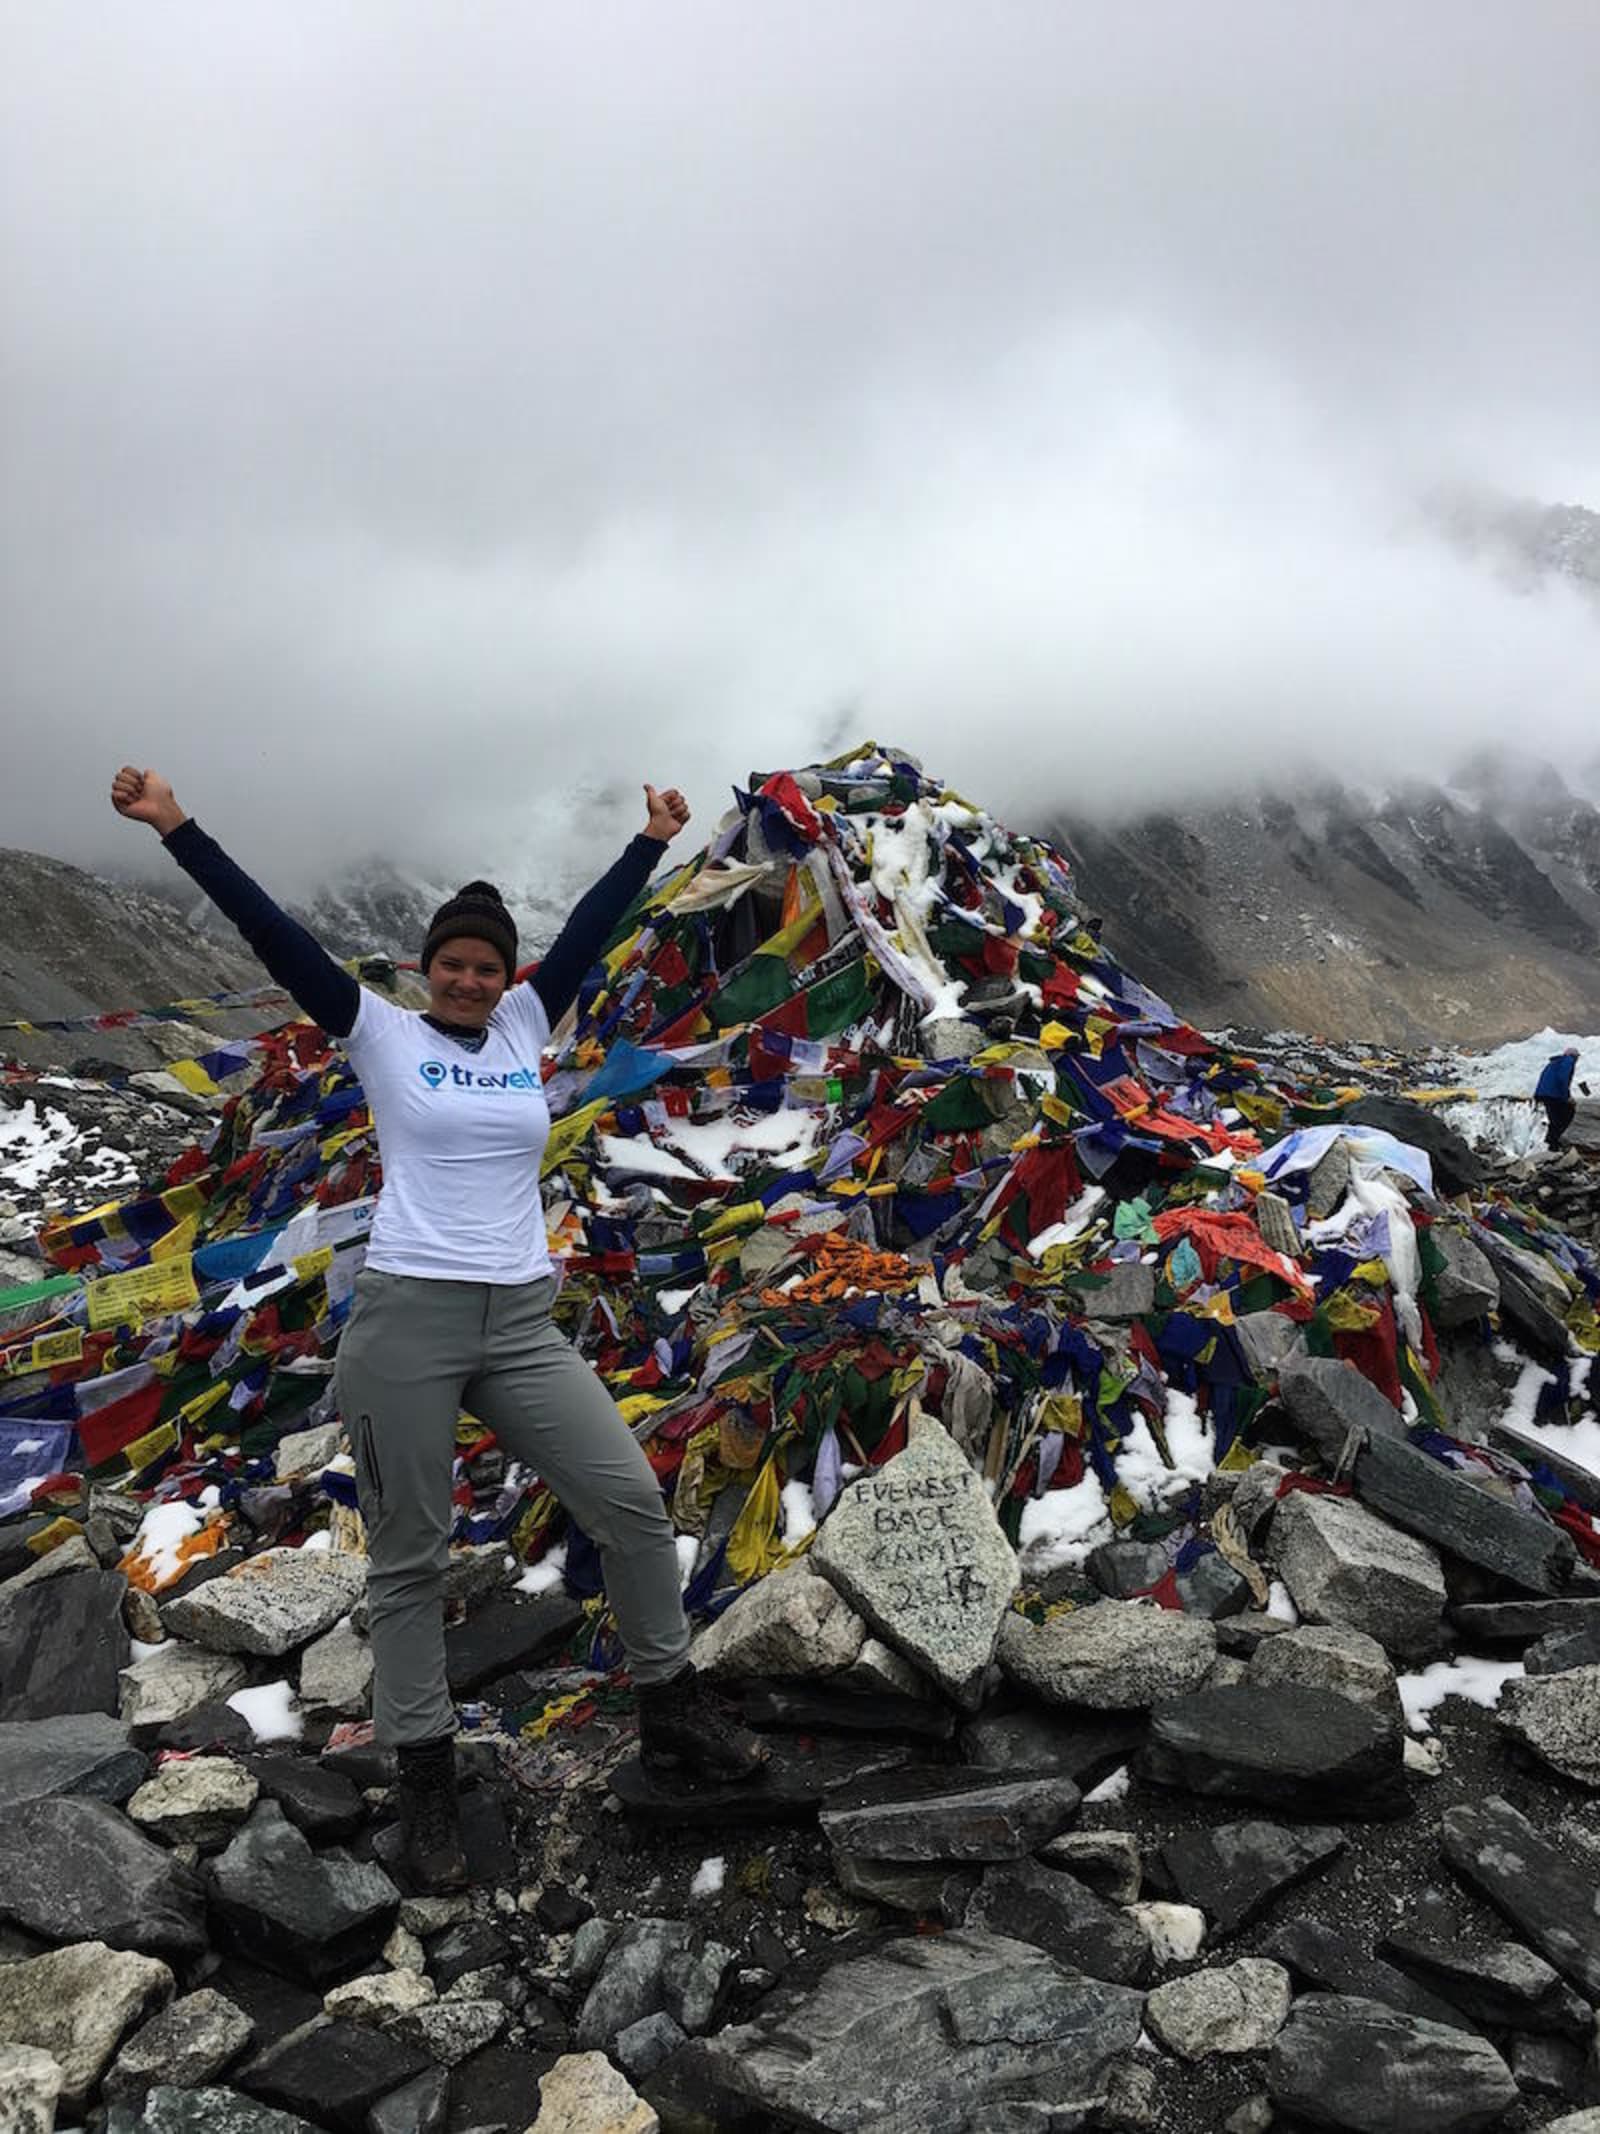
left=108, top=761, right=766, bottom=1890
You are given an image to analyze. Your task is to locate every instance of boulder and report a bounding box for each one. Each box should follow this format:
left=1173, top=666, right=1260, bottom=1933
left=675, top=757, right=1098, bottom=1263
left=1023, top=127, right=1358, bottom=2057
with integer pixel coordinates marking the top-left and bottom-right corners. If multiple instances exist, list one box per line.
left=1379, top=1930, right=1593, bottom=2039
left=1268, top=1993, right=1518, bottom=2133
left=996, top=1599, right=1216, bottom=1709
left=1525, top=1619, right=1600, bottom=1675
left=811, top=1415, right=1020, bottom=1709
left=295, top=1620, right=373, bottom=1716
left=1351, top=1433, right=1577, bottom=1597
left=1451, top=1598, right=1600, bottom=1646
left=241, top=1755, right=365, bottom=1842
left=1144, top=1958, right=1292, bottom=2058
left=120, top=1645, right=249, bottom=1732
left=0, top=1794, right=207, bottom=1957
left=0, top=2044, right=63, bottom=2134
left=1066, top=1263, right=1156, bottom=1320
left=820, top=1764, right=1080, bottom=1864
left=106, top=2091, right=319, bottom=2134
left=368, top=2068, right=450, bottom=2134
left=0, top=1711, right=146, bottom=1809
left=128, top=1756, right=260, bottom=1847
left=103, top=1988, right=255, bottom=2106
left=1442, top=1796, right=1600, bottom=1997
left=1036, top=1830, right=1143, bottom=1905
left=689, top=1560, right=866, bottom=1680
left=964, top=1859, right=1150, bottom=1984
left=1269, top=1490, right=1445, bottom=1659
left=161, top=1549, right=366, bottom=1658
left=1498, top=1665, right=1600, bottom=1787
left=575, top=1919, right=695, bottom=2050
left=392, top=1997, right=507, bottom=2065
left=534, top=2052, right=659, bottom=2133
left=234, top=2018, right=430, bottom=2131
left=1341, top=1096, right=1482, bottom=1195
left=207, top=1802, right=399, bottom=1982
left=1247, top=1622, right=1402, bottom=1722
left=1277, top=1356, right=1409, bottom=1464
left=1428, top=1230, right=1500, bottom=1328
left=443, top=1589, right=587, bottom=1694
left=1140, top=1686, right=1408, bottom=1820
left=958, top=1705, right=1145, bottom=1788
left=0, top=1568, right=130, bottom=1719
left=1265, top=1919, right=1469, bottom=2029
left=321, top=1971, right=435, bottom=2026
left=1152, top=1820, right=1345, bottom=1936
left=0, top=1940, right=174, bottom=2112
left=1125, top=1902, right=1207, bottom=1967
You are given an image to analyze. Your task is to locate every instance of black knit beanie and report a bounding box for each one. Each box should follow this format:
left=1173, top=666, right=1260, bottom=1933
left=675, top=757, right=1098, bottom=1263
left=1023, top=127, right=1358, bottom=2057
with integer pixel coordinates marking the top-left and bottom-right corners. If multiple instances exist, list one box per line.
left=421, top=880, right=518, bottom=981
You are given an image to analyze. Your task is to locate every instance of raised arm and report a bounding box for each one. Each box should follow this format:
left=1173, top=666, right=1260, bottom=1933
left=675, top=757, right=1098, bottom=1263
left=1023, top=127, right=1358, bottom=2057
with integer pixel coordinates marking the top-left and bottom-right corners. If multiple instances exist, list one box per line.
left=111, top=766, right=360, bottom=1038
left=530, top=782, right=691, bottom=1024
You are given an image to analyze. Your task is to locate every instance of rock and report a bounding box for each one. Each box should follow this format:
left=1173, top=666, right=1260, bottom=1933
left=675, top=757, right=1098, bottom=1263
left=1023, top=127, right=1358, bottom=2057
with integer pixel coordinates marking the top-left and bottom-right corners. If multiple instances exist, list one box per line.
left=1152, top=1820, right=1346, bottom=1936
left=367, top=2066, right=450, bottom=2134
left=1087, top=1540, right=1171, bottom=1600
left=1141, top=1686, right=1408, bottom=1819
left=1266, top=1920, right=1483, bottom=2030
left=614, top=2011, right=688, bottom=2085
left=810, top=1415, right=1020, bottom=1709
left=240, top=1755, right=364, bottom=1842
left=0, top=1940, right=174, bottom=2112
left=0, top=2044, right=63, bottom=2134
left=1277, top=1355, right=1410, bottom=1464
left=295, top=1620, right=372, bottom=1716
left=662, top=1938, right=736, bottom=2035
left=425, top=1919, right=509, bottom=1992
left=0, top=1568, right=130, bottom=1719
left=1351, top=1433, right=1578, bottom=1597
left=958, top=1705, right=1145, bottom=1788
left=834, top=1855, right=974, bottom=1916
left=1268, top=1993, right=1519, bottom=2132
left=4, top=1534, right=99, bottom=1590
left=1306, top=1138, right=1352, bottom=1218
left=104, top=1988, right=255, bottom=2106
left=1223, top=2099, right=1276, bottom=2134
left=1379, top=1929, right=1593, bottom=2038
left=996, top=1599, right=1216, bottom=1709
left=128, top=1756, right=260, bottom=1847
left=1526, top=1619, right=1600, bottom=1674
left=1125, top=1902, right=1207, bottom=1967
left=234, top=2019, right=430, bottom=2131
left=107, top=2090, right=319, bottom=2134
left=964, top=1860, right=1150, bottom=1984
left=820, top=1764, right=1080, bottom=1864
left=1442, top=1796, right=1600, bottom=1998
left=608, top=1753, right=824, bottom=1829
left=1214, top=1613, right=1295, bottom=1657
left=161, top=1548, right=366, bottom=1658
left=739, top=1680, right=956, bottom=1742
left=1483, top=1243, right=1571, bottom=1363
left=1144, top=1958, right=1292, bottom=2058
left=1099, top=2058, right=1160, bottom=2131
left=207, top=1802, right=399, bottom=1982
left=1254, top=1190, right=1300, bottom=1258
left=321, top=1971, right=435, bottom=2025
left=839, top=1635, right=938, bottom=1699
left=1247, top=1621, right=1402, bottom=1721
left=1510, top=2031, right=1592, bottom=2101
left=0, top=1794, right=207, bottom=1957
left=271, top=1422, right=343, bottom=1481
left=690, top=1560, right=866, bottom=1679
left=156, top=1699, right=255, bottom=1755
left=678, top=1928, right=1145, bottom=2129
left=392, top=1997, right=507, bottom=2065
left=1429, top=1230, right=1501, bottom=1327
left=443, top=1590, right=586, bottom=1695
left=1035, top=1830, right=1142, bottom=1904
left=532, top=1885, right=593, bottom=1935
left=533, top=2052, right=658, bottom=2133
left=0, top=1711, right=146, bottom=1809
left=120, top=1646, right=249, bottom=1732
left=575, top=1919, right=694, bottom=2050
left=1178, top=1550, right=1253, bottom=1620
left=1342, top=1096, right=1483, bottom=1196
left=1066, top=1263, right=1156, bottom=1320
left=1235, top=1310, right=1307, bottom=1382
left=1452, top=1598, right=1600, bottom=1645
left=1269, top=1490, right=1446, bottom=1659
left=1498, top=1664, right=1600, bottom=1787
left=1543, top=2115, right=1600, bottom=2134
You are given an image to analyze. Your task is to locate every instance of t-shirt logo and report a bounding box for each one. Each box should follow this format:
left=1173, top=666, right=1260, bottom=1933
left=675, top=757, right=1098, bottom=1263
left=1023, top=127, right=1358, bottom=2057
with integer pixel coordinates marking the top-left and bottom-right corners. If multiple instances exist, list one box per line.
left=416, top=1058, right=540, bottom=1092
left=419, top=1060, right=448, bottom=1088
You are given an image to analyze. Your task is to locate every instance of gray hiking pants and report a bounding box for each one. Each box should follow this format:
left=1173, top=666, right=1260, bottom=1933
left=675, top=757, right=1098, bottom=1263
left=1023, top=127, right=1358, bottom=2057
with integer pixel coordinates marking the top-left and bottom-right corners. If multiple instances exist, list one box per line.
left=335, top=1269, right=691, bottom=1745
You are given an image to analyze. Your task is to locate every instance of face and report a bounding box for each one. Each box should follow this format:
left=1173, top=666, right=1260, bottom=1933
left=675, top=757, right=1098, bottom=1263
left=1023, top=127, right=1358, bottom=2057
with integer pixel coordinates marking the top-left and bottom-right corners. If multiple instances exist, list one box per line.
left=427, top=937, right=509, bottom=1027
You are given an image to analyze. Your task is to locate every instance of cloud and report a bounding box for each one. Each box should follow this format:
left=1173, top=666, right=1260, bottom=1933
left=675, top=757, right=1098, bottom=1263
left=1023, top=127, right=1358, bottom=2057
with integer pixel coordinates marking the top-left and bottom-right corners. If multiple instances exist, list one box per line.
left=3, top=2, right=1599, bottom=887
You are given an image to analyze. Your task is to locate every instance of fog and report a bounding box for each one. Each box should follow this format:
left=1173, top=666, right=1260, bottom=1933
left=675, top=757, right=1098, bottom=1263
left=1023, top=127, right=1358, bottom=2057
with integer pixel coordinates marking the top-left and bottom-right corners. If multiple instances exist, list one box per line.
left=4, top=3, right=1599, bottom=889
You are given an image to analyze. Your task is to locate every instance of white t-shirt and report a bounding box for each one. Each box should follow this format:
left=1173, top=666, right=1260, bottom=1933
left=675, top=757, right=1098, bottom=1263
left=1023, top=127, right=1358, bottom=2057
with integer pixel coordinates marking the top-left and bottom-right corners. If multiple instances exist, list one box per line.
left=343, top=985, right=554, bottom=1284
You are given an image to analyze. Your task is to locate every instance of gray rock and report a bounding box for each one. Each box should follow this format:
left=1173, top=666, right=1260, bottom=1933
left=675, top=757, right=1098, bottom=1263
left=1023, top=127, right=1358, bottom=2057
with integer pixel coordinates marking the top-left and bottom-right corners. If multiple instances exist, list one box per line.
left=104, top=1988, right=255, bottom=2105
left=294, top=1618, right=373, bottom=1716
left=1379, top=1930, right=1593, bottom=2039
left=1100, top=2058, right=1161, bottom=2131
left=834, top=1854, right=975, bottom=1917
left=958, top=1705, right=1144, bottom=1788
left=1227, top=1462, right=1295, bottom=1547
left=689, top=1560, right=866, bottom=1680
left=1223, top=2100, right=1276, bottom=2134
left=234, top=2018, right=430, bottom=2127
left=575, top=1919, right=694, bottom=2050
left=837, top=1634, right=937, bottom=1700
left=1066, top=1263, right=1156, bottom=1320
left=1268, top=1993, right=1519, bottom=2132
left=964, top=1860, right=1150, bottom=1984
left=3, top=1533, right=99, bottom=1590
left=1306, top=1139, right=1352, bottom=1219
left=680, top=1928, right=1145, bottom=2130
left=1035, top=1830, right=1142, bottom=1905
left=996, top=1599, right=1216, bottom=1709
left=811, top=1415, right=1020, bottom=1709
left=821, top=1764, right=1080, bottom=1864
left=1452, top=1598, right=1600, bottom=1645
left=614, top=2010, right=688, bottom=2084
left=1526, top=1619, right=1600, bottom=1674
left=207, top=1801, right=399, bottom=1981
left=392, top=1996, right=507, bottom=2065
left=661, top=1938, right=736, bottom=2035
left=1442, top=1796, right=1600, bottom=1999
left=1179, top=1551, right=1253, bottom=1620
left=0, top=1567, right=130, bottom=1719
left=0, top=1795, right=208, bottom=1957
left=0, top=2044, right=62, bottom=2134
left=0, top=1940, right=174, bottom=2112
left=119, top=1644, right=249, bottom=1731
left=1154, top=1820, right=1345, bottom=1936
left=1248, top=1621, right=1402, bottom=1721
left=107, top=2090, right=318, bottom=2134
left=1352, top=1432, right=1578, bottom=1597
left=270, top=1422, right=343, bottom=1481
left=1266, top=1919, right=1470, bottom=2029
left=1087, top=1540, right=1171, bottom=1601
left=321, top=1970, right=435, bottom=2025
left=1235, top=1311, right=1306, bottom=1383
left=1269, top=1489, right=1446, bottom=1659
left=1145, top=1958, right=1292, bottom=2058
left=1277, top=1355, right=1410, bottom=1463
left=161, top=1548, right=366, bottom=1657
left=128, top=1756, right=260, bottom=1847
left=1429, top=1230, right=1500, bottom=1327
left=537, top=2051, right=659, bottom=2132
left=1141, top=1686, right=1409, bottom=1820
left=1543, top=2111, right=1600, bottom=2134
left=367, top=2066, right=450, bottom=2134
left=1497, top=1663, right=1600, bottom=1787
left=0, top=1711, right=146, bottom=1809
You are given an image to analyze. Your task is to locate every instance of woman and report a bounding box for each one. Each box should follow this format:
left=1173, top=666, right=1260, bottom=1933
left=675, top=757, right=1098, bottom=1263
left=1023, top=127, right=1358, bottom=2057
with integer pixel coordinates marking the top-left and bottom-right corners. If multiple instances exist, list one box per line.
left=112, top=765, right=764, bottom=1891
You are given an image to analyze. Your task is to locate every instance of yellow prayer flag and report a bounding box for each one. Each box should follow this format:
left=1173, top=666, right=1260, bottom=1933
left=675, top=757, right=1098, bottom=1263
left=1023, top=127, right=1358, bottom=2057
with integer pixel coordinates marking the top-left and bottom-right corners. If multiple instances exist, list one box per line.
left=87, top=1258, right=200, bottom=1330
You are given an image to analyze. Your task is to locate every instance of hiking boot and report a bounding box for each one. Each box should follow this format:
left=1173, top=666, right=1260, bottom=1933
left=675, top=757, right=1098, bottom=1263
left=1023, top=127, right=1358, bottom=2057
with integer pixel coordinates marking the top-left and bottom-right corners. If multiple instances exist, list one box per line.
left=637, top=1663, right=769, bottom=1782
left=395, top=1735, right=468, bottom=1892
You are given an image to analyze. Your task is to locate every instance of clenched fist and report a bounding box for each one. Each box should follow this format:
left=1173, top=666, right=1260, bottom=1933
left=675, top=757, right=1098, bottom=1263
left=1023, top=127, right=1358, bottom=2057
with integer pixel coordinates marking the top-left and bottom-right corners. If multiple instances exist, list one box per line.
left=111, top=767, right=186, bottom=838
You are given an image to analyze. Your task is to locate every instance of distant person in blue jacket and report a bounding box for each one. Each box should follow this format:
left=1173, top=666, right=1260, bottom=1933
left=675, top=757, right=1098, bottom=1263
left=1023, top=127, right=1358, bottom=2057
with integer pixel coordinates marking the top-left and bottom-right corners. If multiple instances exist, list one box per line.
left=1534, top=1046, right=1590, bottom=1149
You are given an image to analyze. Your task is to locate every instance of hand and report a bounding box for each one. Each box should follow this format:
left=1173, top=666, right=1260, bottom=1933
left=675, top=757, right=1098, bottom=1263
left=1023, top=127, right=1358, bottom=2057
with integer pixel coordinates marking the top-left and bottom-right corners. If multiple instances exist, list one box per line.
left=111, top=766, right=187, bottom=837
left=643, top=783, right=691, bottom=844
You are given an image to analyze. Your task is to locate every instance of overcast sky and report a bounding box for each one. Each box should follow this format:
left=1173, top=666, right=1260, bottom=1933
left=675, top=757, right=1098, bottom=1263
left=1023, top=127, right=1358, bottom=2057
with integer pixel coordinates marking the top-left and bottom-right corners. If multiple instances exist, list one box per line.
left=4, top=4, right=1600, bottom=889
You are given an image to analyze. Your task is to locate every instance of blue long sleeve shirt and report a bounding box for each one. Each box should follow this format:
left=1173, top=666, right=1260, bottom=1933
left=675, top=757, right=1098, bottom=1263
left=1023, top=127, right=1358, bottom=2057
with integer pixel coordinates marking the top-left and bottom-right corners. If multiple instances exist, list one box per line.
left=1535, top=1053, right=1578, bottom=1103
left=162, top=818, right=662, bottom=1039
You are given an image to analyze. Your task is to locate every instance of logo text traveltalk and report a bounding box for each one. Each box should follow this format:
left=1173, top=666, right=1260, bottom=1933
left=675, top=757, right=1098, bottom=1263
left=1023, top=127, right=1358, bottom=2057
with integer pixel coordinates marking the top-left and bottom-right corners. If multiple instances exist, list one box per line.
left=418, top=1059, right=540, bottom=1091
